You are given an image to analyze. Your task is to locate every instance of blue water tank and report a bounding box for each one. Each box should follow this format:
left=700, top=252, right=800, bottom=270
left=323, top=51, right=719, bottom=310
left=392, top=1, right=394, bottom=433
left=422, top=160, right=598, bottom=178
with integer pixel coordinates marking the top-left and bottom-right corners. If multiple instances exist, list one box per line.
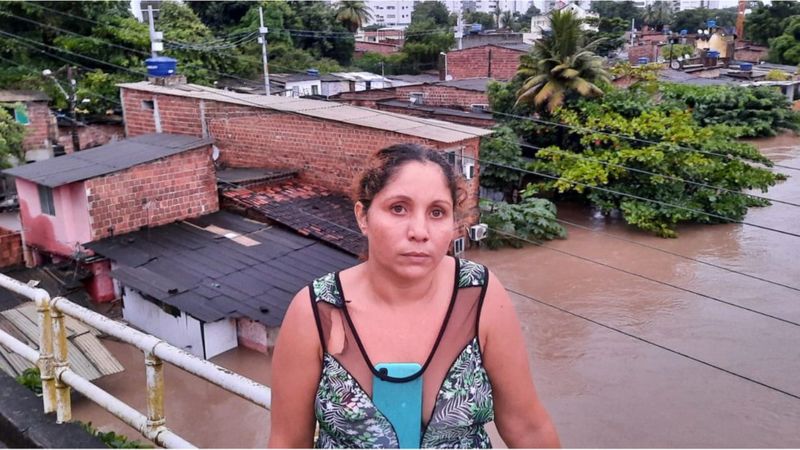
left=637, top=57, right=649, bottom=65
left=707, top=19, right=716, bottom=28
left=708, top=50, right=720, bottom=58
left=307, top=68, right=319, bottom=76
left=680, top=29, right=688, bottom=35
left=145, top=57, right=177, bottom=77
left=471, top=23, right=482, bottom=33
left=740, top=62, right=753, bottom=71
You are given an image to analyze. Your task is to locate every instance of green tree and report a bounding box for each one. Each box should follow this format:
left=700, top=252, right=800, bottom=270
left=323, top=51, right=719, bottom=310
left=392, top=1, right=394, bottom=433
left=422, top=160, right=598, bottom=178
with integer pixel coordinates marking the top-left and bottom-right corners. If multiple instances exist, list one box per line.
left=530, top=90, right=781, bottom=237
left=516, top=9, right=610, bottom=113
left=287, top=1, right=354, bottom=66
left=585, top=16, right=628, bottom=57
left=670, top=7, right=737, bottom=33
left=499, top=10, right=514, bottom=30
left=479, top=125, right=525, bottom=200
left=186, top=1, right=252, bottom=31
left=480, top=193, right=566, bottom=249
left=410, top=1, right=451, bottom=27
left=0, top=105, right=26, bottom=168
left=642, top=1, right=673, bottom=31
left=516, top=4, right=542, bottom=32
left=590, top=0, right=642, bottom=24
left=335, top=1, right=373, bottom=33
left=745, top=0, right=800, bottom=46
left=463, top=11, right=495, bottom=30
left=767, top=16, right=800, bottom=65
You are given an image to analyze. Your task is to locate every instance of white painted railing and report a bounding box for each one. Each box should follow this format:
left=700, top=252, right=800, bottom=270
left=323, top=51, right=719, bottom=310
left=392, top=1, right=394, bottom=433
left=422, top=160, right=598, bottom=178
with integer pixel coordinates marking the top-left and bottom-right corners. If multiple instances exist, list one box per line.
left=0, top=274, right=271, bottom=448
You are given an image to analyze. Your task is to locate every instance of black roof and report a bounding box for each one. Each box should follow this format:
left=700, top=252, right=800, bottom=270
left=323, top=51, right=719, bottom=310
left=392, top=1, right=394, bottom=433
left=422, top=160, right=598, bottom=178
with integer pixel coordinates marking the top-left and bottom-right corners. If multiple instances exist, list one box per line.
left=434, top=78, right=491, bottom=92
left=3, top=133, right=213, bottom=188
left=85, top=211, right=356, bottom=327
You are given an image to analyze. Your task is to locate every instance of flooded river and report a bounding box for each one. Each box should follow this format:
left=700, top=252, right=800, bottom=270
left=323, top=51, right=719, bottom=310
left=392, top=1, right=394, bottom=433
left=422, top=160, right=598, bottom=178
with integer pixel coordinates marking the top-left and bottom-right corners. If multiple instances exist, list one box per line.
left=71, top=134, right=800, bottom=447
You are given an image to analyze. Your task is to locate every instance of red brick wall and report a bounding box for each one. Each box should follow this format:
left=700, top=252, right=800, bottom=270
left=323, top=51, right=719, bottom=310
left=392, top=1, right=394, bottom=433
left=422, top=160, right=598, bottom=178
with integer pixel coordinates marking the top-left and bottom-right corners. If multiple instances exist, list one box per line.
left=447, top=45, right=523, bottom=80
left=376, top=103, right=495, bottom=128
left=122, top=89, right=206, bottom=138
left=629, top=43, right=659, bottom=64
left=59, top=123, right=125, bottom=153
left=20, top=102, right=52, bottom=151
left=395, top=85, right=489, bottom=110
left=354, top=41, right=401, bottom=55
left=0, top=227, right=23, bottom=268
left=84, top=145, right=219, bottom=240
left=121, top=87, right=483, bottom=225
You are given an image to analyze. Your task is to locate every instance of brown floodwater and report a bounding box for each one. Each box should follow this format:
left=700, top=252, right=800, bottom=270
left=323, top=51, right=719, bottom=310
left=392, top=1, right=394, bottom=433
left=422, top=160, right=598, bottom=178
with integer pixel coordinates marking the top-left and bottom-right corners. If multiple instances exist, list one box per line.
left=70, top=134, right=800, bottom=447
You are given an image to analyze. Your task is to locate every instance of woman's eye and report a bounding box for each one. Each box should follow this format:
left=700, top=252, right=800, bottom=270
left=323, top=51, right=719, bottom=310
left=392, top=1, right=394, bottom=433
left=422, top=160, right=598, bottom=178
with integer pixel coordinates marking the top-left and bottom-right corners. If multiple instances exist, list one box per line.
left=431, top=208, right=445, bottom=218
left=391, top=205, right=406, bottom=214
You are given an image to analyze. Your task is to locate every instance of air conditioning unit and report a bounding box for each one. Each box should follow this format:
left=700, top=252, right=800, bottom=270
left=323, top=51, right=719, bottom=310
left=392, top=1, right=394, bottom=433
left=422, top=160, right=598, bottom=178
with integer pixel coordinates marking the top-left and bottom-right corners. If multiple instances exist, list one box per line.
left=469, top=223, right=488, bottom=241
left=453, top=237, right=465, bottom=257
left=463, top=161, right=475, bottom=180
left=470, top=103, right=490, bottom=113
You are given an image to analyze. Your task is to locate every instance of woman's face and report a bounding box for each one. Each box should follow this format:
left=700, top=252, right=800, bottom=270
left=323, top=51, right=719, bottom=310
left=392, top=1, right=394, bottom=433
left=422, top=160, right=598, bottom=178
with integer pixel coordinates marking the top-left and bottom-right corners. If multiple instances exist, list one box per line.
left=357, top=160, right=456, bottom=280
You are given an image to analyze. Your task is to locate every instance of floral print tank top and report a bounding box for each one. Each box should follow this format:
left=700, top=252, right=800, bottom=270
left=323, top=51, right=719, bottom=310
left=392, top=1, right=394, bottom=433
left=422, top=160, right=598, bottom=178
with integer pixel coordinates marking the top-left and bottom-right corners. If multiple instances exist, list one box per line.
left=309, top=258, right=494, bottom=448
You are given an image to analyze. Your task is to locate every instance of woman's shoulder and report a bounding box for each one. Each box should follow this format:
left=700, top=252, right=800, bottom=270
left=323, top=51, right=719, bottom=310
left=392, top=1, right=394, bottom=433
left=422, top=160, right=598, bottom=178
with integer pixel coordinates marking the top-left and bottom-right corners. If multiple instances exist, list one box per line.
left=309, top=270, right=344, bottom=307
left=456, top=257, right=490, bottom=288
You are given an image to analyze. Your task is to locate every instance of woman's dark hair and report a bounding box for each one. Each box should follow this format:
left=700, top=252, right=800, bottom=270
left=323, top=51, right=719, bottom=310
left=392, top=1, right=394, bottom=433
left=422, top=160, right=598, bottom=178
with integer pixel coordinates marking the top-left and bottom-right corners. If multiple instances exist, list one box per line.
left=353, top=143, right=466, bottom=214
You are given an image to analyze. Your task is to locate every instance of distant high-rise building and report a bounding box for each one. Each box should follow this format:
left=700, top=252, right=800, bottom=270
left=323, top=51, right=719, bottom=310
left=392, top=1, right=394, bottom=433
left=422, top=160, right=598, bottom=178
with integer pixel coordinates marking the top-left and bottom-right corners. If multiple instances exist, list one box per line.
left=352, top=0, right=535, bottom=28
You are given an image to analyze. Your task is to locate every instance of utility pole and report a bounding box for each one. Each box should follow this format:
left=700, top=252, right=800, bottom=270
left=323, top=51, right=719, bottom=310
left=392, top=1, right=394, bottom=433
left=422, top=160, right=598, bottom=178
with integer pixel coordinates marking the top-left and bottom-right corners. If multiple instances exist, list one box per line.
left=259, top=7, right=271, bottom=96
left=67, top=67, right=80, bottom=152
left=146, top=5, right=163, bottom=58
left=455, top=2, right=464, bottom=50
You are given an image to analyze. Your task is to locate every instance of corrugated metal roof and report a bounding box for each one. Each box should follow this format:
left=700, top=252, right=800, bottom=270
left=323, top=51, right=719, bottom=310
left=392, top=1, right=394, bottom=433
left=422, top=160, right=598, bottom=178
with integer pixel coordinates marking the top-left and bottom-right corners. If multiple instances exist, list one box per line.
left=434, top=78, right=491, bottom=92
left=0, top=302, right=124, bottom=381
left=3, top=133, right=212, bottom=188
left=0, top=90, right=49, bottom=102
left=119, top=82, right=492, bottom=143
left=86, top=211, right=357, bottom=328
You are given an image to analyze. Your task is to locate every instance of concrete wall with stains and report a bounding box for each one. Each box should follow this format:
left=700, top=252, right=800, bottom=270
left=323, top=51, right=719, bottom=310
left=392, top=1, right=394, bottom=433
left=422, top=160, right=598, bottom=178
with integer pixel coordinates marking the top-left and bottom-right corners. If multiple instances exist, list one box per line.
left=16, top=179, right=91, bottom=257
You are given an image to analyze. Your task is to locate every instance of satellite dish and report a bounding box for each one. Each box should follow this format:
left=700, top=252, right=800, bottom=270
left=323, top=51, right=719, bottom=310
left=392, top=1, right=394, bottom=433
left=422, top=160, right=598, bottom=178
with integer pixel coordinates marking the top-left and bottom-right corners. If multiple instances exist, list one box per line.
left=212, top=145, right=220, bottom=161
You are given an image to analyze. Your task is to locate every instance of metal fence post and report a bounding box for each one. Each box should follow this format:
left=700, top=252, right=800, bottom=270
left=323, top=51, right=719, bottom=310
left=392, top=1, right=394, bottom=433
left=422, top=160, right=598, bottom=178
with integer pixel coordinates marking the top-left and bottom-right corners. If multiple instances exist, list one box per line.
left=144, top=349, right=166, bottom=438
left=51, top=299, right=72, bottom=423
left=35, top=294, right=56, bottom=414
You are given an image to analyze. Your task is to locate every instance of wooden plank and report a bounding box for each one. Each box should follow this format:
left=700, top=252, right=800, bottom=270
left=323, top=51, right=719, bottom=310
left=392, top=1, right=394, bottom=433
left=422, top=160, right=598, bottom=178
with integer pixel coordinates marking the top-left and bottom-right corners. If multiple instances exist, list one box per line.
left=72, top=334, right=124, bottom=376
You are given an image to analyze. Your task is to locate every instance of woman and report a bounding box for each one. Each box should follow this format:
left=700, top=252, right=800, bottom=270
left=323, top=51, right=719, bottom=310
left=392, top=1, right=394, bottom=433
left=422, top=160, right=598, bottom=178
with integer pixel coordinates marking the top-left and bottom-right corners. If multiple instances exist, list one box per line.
left=269, top=144, right=560, bottom=448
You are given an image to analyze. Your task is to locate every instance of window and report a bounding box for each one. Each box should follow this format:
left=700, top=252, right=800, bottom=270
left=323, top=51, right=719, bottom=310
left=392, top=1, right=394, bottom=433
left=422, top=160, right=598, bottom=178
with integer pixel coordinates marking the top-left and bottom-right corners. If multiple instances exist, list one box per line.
left=444, top=147, right=463, bottom=170
left=312, top=85, right=319, bottom=95
left=38, top=185, right=55, bottom=216
left=387, top=5, right=395, bottom=9
left=453, top=237, right=465, bottom=257
left=1, top=104, right=29, bottom=125
left=387, top=14, right=396, bottom=18
left=409, top=92, right=424, bottom=105
left=292, top=86, right=300, bottom=97
left=141, top=100, right=155, bottom=110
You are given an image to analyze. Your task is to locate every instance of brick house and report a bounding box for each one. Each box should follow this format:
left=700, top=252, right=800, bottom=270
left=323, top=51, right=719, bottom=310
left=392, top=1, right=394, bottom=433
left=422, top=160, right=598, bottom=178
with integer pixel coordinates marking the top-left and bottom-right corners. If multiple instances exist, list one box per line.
left=2, top=133, right=217, bottom=300
left=0, top=90, right=55, bottom=161
left=118, top=81, right=492, bottom=227
left=445, top=43, right=531, bottom=81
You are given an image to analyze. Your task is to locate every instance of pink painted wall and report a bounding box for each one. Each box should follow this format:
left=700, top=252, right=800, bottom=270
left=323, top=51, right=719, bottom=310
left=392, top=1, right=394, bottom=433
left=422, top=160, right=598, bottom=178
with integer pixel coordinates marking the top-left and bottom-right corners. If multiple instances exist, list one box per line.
left=16, top=178, right=91, bottom=257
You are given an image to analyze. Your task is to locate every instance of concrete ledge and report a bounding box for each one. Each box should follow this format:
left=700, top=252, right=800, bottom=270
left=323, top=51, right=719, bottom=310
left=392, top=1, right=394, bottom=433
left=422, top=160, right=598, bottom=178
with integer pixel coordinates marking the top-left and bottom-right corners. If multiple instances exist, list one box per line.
left=0, top=372, right=105, bottom=448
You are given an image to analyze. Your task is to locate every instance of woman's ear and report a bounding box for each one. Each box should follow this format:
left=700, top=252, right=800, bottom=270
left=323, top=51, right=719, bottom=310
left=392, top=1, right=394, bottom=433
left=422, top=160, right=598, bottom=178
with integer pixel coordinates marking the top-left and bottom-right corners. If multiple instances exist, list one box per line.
left=354, top=201, right=368, bottom=235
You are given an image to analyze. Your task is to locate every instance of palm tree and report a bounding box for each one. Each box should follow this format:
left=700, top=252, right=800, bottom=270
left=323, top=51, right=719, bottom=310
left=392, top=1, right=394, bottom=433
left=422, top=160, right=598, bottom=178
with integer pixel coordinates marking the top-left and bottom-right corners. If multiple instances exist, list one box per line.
left=336, top=1, right=373, bottom=33
left=642, top=1, right=672, bottom=31
left=515, top=9, right=610, bottom=113
left=500, top=10, right=514, bottom=30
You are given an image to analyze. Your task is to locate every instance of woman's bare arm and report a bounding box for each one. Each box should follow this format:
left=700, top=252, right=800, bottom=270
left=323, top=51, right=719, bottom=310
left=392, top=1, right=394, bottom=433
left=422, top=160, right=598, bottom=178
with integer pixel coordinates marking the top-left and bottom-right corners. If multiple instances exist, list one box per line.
left=267, top=289, right=322, bottom=448
left=480, top=271, right=561, bottom=448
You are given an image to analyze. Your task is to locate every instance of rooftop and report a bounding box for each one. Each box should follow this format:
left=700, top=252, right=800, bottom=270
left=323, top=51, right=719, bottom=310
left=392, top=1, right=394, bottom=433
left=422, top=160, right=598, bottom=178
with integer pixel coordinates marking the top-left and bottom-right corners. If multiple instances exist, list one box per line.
left=0, top=90, right=49, bottom=102
left=434, top=77, right=491, bottom=92
left=119, top=82, right=492, bottom=144
left=86, top=211, right=357, bottom=327
left=3, top=133, right=212, bottom=188
left=388, top=74, right=441, bottom=84
left=269, top=73, right=323, bottom=83
left=221, top=181, right=365, bottom=256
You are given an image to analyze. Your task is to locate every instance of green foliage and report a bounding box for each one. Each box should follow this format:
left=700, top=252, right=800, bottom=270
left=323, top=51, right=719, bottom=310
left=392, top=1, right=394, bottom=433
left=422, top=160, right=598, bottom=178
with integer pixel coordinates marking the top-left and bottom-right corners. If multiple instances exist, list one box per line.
left=515, top=4, right=542, bottom=32
left=186, top=1, right=252, bottom=31
left=529, top=96, right=781, bottom=237
left=335, top=1, right=373, bottom=33
left=399, top=2, right=454, bottom=73
left=480, top=192, right=566, bottom=249
left=767, top=16, right=800, bottom=65
left=286, top=1, right=354, bottom=67
left=590, top=0, right=642, bottom=24
left=765, top=69, right=792, bottom=81
left=745, top=1, right=800, bottom=46
left=585, top=17, right=628, bottom=57
left=660, top=82, right=800, bottom=137
left=660, top=43, right=695, bottom=59
left=670, top=7, right=737, bottom=33
left=411, top=1, right=452, bottom=27
left=610, top=62, right=662, bottom=84
left=479, top=126, right=525, bottom=197
left=641, top=1, right=673, bottom=31
left=516, top=9, right=610, bottom=113
left=0, top=105, right=26, bottom=167
left=15, top=367, right=42, bottom=395
left=463, top=11, right=495, bottom=30
left=79, top=422, right=151, bottom=449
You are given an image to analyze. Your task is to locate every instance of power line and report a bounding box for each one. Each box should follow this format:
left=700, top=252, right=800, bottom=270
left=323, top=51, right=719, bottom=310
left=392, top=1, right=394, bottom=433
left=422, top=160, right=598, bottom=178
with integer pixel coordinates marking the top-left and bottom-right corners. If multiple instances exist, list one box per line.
left=505, top=285, right=800, bottom=401
left=491, top=110, right=800, bottom=173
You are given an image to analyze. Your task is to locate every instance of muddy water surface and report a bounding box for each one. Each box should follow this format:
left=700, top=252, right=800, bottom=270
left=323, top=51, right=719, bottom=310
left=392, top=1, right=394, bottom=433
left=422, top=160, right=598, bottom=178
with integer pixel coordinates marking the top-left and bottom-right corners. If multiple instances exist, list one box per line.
left=71, top=135, right=800, bottom=447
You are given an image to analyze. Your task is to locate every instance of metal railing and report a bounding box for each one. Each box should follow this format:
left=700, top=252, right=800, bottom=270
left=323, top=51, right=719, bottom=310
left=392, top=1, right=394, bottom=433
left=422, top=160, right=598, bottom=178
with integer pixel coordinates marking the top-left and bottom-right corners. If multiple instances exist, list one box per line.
left=0, top=274, right=272, bottom=448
